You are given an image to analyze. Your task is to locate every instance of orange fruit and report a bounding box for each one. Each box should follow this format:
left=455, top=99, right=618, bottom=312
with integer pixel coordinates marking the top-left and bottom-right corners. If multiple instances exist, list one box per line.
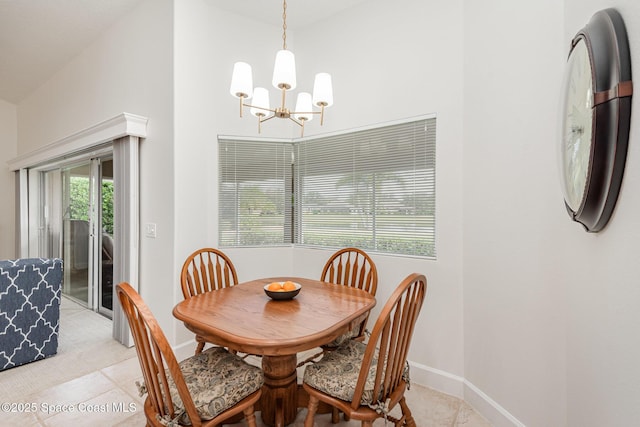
left=267, top=282, right=283, bottom=291
left=282, top=281, right=297, bottom=291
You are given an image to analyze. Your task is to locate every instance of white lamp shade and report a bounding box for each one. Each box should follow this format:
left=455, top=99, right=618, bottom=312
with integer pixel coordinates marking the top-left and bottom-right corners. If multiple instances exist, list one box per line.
left=251, top=87, right=270, bottom=117
left=230, top=62, right=253, bottom=99
left=312, top=73, right=333, bottom=107
left=272, top=50, right=296, bottom=90
left=294, top=92, right=313, bottom=121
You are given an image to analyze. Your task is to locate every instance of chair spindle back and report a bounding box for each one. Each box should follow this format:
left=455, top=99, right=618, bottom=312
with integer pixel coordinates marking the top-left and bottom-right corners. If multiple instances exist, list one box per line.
left=321, top=247, right=378, bottom=296
left=351, top=273, right=426, bottom=411
left=181, top=248, right=238, bottom=299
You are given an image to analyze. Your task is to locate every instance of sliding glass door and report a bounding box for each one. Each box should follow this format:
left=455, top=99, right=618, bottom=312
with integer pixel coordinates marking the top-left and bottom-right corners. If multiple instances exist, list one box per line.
left=62, top=162, right=91, bottom=305
left=45, top=155, right=114, bottom=318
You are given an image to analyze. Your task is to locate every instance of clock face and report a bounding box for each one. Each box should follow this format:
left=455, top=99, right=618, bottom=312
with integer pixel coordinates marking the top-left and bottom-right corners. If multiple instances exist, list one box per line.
left=560, top=37, right=594, bottom=213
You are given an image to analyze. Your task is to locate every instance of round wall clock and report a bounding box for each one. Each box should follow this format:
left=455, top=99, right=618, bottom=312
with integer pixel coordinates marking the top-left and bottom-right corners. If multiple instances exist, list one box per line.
left=559, top=8, right=633, bottom=232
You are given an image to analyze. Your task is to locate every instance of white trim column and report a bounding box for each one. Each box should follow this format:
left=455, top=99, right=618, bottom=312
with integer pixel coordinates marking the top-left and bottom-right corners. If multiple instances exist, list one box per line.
left=112, top=136, right=139, bottom=346
left=16, top=169, right=28, bottom=257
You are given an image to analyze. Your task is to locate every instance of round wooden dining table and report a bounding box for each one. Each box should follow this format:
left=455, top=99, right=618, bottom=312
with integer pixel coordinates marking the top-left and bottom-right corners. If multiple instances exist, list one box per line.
left=172, top=276, right=376, bottom=427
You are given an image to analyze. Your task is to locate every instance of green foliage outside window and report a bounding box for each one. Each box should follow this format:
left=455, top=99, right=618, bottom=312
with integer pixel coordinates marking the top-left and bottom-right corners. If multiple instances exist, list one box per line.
left=68, top=177, right=114, bottom=234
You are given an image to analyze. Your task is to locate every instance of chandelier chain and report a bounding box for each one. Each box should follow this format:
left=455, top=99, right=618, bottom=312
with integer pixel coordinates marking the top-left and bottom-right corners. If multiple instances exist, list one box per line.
left=282, top=0, right=287, bottom=50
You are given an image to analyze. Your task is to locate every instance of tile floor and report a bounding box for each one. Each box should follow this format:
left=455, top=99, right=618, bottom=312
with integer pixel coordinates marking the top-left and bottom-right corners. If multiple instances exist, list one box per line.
left=2, top=298, right=493, bottom=426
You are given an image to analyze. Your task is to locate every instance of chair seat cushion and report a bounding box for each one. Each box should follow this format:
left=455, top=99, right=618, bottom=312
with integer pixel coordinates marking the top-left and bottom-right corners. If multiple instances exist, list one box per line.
left=323, top=328, right=359, bottom=348
left=168, top=347, right=263, bottom=424
left=303, top=340, right=409, bottom=406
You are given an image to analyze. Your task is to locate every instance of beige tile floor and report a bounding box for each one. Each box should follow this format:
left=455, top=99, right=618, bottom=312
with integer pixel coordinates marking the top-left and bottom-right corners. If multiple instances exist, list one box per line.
left=1, top=298, right=493, bottom=426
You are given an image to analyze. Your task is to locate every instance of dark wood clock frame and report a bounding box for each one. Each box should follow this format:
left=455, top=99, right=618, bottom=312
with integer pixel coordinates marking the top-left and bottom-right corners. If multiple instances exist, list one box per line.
left=563, top=8, right=633, bottom=232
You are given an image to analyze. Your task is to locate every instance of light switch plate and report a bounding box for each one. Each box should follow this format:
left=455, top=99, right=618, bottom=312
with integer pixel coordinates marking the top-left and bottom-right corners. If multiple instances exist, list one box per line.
left=145, top=223, right=157, bottom=238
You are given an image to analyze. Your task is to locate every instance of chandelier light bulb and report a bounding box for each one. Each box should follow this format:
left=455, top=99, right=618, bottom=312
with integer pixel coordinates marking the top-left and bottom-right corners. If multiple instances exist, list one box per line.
left=272, top=50, right=297, bottom=90
left=230, top=62, right=253, bottom=99
left=250, top=87, right=270, bottom=117
left=312, top=73, right=333, bottom=107
left=294, top=92, right=313, bottom=121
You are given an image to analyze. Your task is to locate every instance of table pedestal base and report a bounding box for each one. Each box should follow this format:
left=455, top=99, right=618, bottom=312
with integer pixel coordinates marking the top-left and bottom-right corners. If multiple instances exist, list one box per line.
left=261, top=355, right=298, bottom=427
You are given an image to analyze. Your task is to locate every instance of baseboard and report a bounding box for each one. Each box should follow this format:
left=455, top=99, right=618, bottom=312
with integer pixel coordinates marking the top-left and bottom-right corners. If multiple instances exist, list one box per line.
left=409, top=361, right=525, bottom=427
left=463, top=380, right=526, bottom=427
left=408, top=360, right=465, bottom=398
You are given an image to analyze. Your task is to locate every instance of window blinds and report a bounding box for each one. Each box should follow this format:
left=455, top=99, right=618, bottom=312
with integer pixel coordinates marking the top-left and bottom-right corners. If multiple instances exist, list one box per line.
left=218, top=116, right=436, bottom=257
left=294, top=118, right=436, bottom=257
left=218, top=139, right=293, bottom=247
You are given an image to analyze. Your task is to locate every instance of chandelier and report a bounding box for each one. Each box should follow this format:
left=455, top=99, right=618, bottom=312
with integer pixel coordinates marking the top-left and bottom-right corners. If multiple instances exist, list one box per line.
left=229, top=0, right=333, bottom=136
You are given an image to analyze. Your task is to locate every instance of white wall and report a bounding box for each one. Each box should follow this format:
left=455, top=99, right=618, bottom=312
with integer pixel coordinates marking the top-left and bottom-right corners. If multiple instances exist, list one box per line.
left=0, top=99, right=17, bottom=259
left=463, top=1, right=567, bottom=425
left=16, top=0, right=177, bottom=332
left=562, top=2, right=640, bottom=426
left=465, top=0, right=640, bottom=426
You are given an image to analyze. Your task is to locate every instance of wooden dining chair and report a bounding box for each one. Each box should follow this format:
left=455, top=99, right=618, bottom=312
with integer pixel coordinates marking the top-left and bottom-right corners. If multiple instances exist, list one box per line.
left=180, top=247, right=238, bottom=354
left=321, top=247, right=378, bottom=344
left=116, top=282, right=263, bottom=427
left=297, top=247, right=379, bottom=385
left=302, top=273, right=427, bottom=427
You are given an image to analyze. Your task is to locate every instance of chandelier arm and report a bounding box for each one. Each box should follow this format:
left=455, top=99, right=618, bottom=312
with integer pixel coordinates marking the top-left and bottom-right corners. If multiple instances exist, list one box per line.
left=288, top=116, right=303, bottom=127
left=260, top=115, right=278, bottom=124
left=288, top=116, right=306, bottom=137
left=257, top=113, right=278, bottom=134
left=241, top=103, right=277, bottom=115
left=290, top=111, right=320, bottom=115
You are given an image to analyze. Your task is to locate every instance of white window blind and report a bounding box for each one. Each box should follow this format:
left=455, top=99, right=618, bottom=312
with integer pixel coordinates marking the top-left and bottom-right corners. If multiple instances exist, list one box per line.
left=294, top=118, right=436, bottom=257
left=218, top=139, right=293, bottom=246
left=218, top=116, right=436, bottom=257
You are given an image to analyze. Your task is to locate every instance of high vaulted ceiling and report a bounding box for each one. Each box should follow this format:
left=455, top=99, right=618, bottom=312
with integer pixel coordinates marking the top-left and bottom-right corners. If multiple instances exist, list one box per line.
left=0, top=0, right=145, bottom=104
left=0, top=0, right=367, bottom=104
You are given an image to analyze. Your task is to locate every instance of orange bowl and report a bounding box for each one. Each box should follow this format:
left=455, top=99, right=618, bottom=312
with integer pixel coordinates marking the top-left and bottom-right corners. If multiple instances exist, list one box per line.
left=264, top=282, right=301, bottom=300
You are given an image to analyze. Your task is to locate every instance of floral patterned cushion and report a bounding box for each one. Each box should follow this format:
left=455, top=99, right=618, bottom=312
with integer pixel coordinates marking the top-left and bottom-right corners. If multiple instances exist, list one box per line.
left=165, top=347, right=264, bottom=425
left=323, top=328, right=360, bottom=348
left=303, top=340, right=410, bottom=406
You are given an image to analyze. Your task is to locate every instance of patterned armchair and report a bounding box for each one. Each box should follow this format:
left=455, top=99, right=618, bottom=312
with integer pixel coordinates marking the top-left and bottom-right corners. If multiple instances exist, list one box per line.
left=0, top=258, right=63, bottom=371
